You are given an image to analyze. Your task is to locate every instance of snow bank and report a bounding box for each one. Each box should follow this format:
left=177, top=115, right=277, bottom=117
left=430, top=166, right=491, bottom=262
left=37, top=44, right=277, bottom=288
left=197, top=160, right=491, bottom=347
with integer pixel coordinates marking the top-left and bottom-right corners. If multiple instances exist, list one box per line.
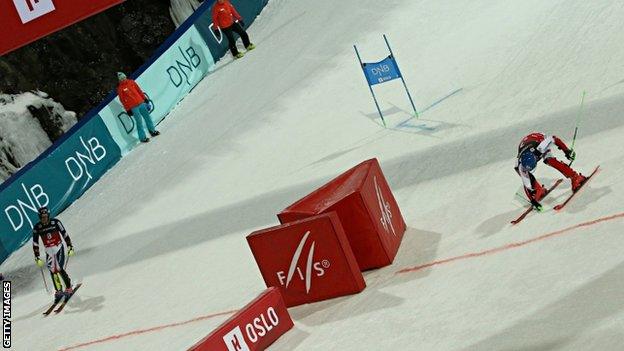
left=0, top=91, right=77, bottom=182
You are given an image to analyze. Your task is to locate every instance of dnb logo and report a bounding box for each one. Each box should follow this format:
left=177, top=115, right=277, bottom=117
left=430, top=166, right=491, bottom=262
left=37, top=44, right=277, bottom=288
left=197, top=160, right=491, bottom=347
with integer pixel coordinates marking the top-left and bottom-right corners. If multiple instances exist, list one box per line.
left=371, top=64, right=391, bottom=83
left=116, top=94, right=155, bottom=134
left=222, top=307, right=280, bottom=351
left=276, top=231, right=331, bottom=294
left=13, top=0, right=55, bottom=24
left=374, top=176, right=395, bottom=236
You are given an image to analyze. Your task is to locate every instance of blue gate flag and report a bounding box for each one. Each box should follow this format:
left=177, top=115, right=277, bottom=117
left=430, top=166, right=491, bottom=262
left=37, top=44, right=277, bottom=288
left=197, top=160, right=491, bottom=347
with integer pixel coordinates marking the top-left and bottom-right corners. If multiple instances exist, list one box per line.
left=362, top=55, right=402, bottom=86
left=354, top=34, right=419, bottom=126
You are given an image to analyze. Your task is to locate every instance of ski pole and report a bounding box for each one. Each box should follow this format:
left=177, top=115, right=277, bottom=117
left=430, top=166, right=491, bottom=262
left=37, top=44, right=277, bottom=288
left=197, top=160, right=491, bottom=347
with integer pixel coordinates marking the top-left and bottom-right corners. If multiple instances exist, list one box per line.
left=40, top=266, right=49, bottom=294
left=569, top=90, right=586, bottom=166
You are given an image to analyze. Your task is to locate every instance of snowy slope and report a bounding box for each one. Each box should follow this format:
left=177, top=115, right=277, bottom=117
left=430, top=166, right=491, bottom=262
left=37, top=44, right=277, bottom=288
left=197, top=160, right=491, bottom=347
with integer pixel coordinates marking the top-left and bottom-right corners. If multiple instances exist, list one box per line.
left=4, top=0, right=624, bottom=350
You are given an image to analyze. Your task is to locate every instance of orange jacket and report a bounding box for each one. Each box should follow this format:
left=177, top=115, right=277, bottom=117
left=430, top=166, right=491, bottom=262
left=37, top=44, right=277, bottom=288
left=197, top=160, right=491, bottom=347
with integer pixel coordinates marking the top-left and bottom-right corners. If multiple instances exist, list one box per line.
left=211, top=0, right=242, bottom=29
left=117, top=79, right=146, bottom=111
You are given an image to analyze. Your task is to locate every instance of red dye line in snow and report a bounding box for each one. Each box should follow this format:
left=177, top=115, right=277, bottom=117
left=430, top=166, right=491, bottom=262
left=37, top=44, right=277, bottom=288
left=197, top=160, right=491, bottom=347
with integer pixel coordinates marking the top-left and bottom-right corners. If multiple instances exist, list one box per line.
left=58, top=213, right=624, bottom=350
left=396, top=212, right=624, bottom=274
left=58, top=309, right=238, bottom=351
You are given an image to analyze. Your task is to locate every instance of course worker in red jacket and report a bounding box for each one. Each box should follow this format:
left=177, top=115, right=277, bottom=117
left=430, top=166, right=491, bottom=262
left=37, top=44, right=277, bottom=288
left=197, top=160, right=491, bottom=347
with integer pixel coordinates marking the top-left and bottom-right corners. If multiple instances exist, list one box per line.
left=212, top=0, right=255, bottom=59
left=117, top=72, right=160, bottom=143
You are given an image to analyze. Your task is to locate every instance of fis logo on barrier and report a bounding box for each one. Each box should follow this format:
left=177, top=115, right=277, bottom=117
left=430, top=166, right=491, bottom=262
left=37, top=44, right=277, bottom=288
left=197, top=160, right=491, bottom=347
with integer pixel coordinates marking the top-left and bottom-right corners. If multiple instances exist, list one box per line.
left=276, top=231, right=330, bottom=294
left=13, top=0, right=55, bottom=24
left=374, top=176, right=395, bottom=236
left=223, top=307, right=280, bottom=351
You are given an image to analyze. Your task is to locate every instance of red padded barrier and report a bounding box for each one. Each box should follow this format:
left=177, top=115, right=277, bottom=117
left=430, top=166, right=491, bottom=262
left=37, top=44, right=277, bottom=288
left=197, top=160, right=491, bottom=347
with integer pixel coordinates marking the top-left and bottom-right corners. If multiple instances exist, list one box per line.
left=189, top=287, right=293, bottom=351
left=247, top=212, right=365, bottom=307
left=278, top=159, right=406, bottom=270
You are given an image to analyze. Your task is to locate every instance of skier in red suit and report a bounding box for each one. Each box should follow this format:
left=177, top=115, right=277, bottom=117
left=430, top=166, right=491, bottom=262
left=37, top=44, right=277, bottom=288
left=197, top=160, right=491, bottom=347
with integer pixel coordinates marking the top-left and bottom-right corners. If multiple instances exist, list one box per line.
left=516, top=132, right=586, bottom=210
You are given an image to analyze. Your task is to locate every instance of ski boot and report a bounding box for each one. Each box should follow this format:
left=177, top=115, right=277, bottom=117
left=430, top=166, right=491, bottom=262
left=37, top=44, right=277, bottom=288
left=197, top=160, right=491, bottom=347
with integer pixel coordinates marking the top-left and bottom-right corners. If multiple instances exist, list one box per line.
left=534, top=183, right=547, bottom=201
left=54, top=291, right=64, bottom=303
left=571, top=173, right=587, bottom=192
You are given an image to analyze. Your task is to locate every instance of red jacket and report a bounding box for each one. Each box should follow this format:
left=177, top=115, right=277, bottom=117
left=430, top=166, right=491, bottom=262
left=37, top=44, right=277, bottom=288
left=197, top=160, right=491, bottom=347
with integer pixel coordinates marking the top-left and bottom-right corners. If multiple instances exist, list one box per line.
left=212, top=0, right=242, bottom=29
left=518, top=132, right=570, bottom=155
left=117, top=79, right=146, bottom=111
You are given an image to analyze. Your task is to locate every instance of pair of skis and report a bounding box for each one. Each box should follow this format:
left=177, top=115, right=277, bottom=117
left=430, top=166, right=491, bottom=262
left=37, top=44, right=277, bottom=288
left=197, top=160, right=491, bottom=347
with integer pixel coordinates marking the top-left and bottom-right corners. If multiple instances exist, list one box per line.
left=43, top=283, right=82, bottom=316
left=511, top=165, right=599, bottom=225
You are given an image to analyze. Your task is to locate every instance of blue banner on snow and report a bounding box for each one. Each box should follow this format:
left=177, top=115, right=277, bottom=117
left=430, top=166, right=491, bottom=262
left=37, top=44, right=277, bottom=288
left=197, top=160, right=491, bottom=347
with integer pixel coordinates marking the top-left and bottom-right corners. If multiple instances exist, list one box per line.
left=0, top=117, right=121, bottom=262
left=362, top=55, right=402, bottom=86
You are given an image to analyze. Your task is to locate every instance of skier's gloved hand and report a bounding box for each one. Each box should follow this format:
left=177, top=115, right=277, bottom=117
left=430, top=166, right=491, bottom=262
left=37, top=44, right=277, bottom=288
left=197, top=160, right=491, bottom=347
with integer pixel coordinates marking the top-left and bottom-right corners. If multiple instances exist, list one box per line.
left=530, top=199, right=543, bottom=212
left=35, top=258, right=44, bottom=267
left=127, top=110, right=133, bottom=117
left=68, top=247, right=75, bottom=257
left=212, top=28, right=220, bottom=37
left=565, top=149, right=576, bottom=161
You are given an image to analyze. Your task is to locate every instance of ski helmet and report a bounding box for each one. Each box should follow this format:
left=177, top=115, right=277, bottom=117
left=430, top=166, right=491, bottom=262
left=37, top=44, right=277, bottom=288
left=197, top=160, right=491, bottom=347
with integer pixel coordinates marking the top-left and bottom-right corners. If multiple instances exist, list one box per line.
left=38, top=206, right=49, bottom=218
left=520, top=150, right=537, bottom=170
left=117, top=72, right=127, bottom=81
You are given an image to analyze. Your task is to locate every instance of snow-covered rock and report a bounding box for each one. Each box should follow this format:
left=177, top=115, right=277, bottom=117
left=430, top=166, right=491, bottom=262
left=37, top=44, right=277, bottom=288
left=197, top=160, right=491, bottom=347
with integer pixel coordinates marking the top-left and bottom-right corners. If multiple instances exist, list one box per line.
left=0, top=91, right=77, bottom=183
left=169, top=0, right=203, bottom=27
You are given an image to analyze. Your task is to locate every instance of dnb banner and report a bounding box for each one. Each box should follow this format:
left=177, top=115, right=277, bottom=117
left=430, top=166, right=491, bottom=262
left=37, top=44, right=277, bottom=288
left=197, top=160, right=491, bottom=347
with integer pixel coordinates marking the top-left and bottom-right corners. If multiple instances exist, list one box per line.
left=0, top=116, right=121, bottom=263
left=0, top=0, right=126, bottom=56
left=99, top=26, right=215, bottom=154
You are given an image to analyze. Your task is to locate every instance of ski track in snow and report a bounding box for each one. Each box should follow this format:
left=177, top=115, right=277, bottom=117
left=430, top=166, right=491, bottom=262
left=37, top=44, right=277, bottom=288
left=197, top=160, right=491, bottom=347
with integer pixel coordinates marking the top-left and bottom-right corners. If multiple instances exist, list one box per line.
left=3, top=0, right=624, bottom=350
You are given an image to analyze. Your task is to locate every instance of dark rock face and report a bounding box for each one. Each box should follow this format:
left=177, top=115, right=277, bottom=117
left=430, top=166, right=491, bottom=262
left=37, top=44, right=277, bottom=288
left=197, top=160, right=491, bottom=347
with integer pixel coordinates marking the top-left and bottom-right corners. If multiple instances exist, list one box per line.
left=27, top=104, right=66, bottom=143
left=0, top=0, right=175, bottom=119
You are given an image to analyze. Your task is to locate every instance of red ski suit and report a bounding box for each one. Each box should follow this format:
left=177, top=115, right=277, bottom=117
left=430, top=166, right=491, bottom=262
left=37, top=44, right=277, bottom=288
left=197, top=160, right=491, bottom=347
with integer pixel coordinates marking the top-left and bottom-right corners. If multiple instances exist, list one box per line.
left=212, top=0, right=242, bottom=29
left=516, top=132, right=579, bottom=201
left=117, top=79, right=146, bottom=112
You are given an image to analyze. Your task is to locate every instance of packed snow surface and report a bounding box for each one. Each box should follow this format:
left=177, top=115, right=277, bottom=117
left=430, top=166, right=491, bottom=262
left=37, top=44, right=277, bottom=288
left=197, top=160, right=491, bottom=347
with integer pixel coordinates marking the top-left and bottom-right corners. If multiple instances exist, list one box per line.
left=4, top=0, right=624, bottom=350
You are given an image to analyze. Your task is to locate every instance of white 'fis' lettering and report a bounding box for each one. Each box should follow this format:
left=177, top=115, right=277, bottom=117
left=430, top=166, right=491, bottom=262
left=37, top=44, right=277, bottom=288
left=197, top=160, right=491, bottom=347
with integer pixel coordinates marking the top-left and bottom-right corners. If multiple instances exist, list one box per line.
left=374, top=176, right=395, bottom=236
left=276, top=231, right=329, bottom=294
left=12, top=0, right=55, bottom=24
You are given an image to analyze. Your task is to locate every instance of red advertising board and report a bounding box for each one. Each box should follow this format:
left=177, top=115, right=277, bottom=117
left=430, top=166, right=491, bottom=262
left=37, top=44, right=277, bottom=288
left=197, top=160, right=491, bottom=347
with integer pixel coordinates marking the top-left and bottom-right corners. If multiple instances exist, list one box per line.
left=0, top=0, right=126, bottom=56
left=247, top=212, right=366, bottom=307
left=189, top=287, right=293, bottom=351
left=278, top=158, right=406, bottom=270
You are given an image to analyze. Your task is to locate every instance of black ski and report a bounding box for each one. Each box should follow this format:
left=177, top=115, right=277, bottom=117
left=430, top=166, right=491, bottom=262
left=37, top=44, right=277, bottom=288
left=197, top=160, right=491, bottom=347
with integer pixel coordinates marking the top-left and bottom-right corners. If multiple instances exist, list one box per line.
left=43, top=298, right=63, bottom=316
left=53, top=283, right=82, bottom=314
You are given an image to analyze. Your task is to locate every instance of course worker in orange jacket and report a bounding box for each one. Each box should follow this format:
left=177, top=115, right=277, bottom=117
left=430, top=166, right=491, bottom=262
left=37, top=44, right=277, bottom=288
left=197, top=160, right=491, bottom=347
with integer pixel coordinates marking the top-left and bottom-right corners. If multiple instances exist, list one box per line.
left=212, top=0, right=255, bottom=59
left=117, top=72, right=160, bottom=143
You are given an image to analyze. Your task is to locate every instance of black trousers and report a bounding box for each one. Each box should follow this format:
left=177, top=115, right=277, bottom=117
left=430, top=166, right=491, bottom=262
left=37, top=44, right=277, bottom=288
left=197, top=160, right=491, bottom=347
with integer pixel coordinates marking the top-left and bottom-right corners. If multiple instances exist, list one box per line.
left=222, top=22, right=251, bottom=56
left=50, top=270, right=71, bottom=291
